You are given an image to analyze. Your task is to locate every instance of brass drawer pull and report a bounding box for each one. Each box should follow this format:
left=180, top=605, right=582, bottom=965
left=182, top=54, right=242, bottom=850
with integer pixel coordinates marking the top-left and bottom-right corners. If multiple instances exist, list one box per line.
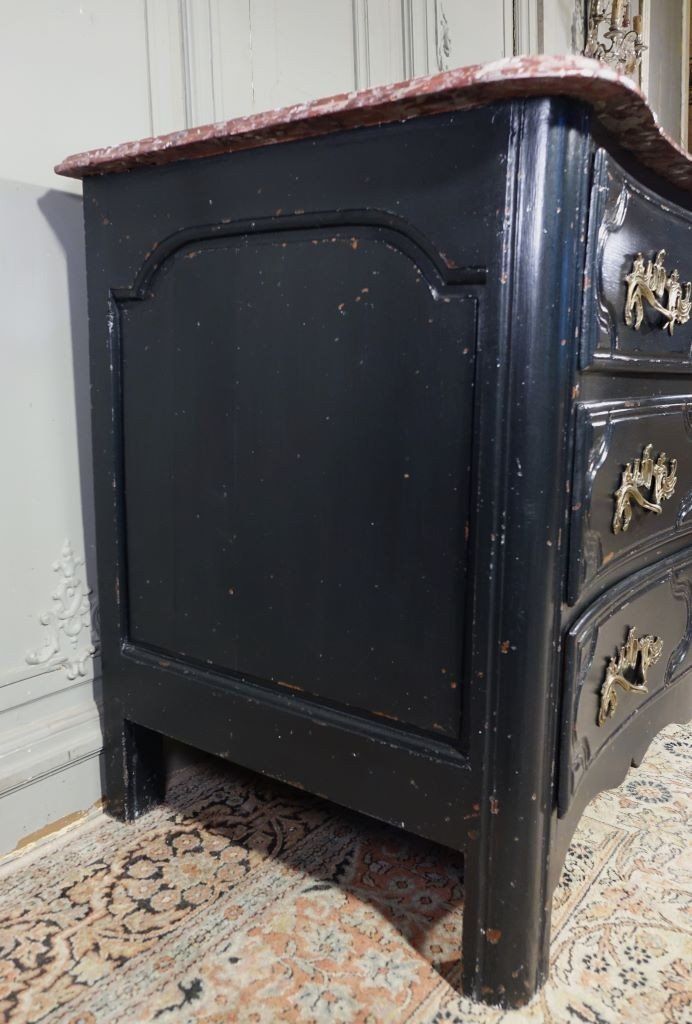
left=598, top=627, right=662, bottom=727
left=625, top=250, right=691, bottom=335
left=612, top=443, right=677, bottom=534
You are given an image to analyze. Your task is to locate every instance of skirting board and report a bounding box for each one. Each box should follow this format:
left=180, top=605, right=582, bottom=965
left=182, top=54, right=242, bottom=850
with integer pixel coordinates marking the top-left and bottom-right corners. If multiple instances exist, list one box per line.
left=0, top=701, right=104, bottom=856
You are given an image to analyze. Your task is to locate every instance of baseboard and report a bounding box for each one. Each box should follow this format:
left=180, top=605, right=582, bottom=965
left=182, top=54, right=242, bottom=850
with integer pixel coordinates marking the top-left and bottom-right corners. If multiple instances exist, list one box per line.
left=0, top=701, right=104, bottom=855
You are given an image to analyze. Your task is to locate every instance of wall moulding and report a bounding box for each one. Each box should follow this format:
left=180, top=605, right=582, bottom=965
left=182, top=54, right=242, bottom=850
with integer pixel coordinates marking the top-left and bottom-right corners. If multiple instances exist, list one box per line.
left=513, top=0, right=543, bottom=56
left=145, top=0, right=524, bottom=135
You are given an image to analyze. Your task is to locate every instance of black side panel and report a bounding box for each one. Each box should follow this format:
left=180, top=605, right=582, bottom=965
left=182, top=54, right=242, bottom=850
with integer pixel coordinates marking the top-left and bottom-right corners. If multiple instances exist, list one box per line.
left=83, top=105, right=512, bottom=853
left=120, top=226, right=477, bottom=735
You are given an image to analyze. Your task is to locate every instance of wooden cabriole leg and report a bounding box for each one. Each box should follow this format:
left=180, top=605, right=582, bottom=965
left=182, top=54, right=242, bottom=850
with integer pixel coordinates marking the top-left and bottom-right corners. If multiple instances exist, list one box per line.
left=103, top=709, right=166, bottom=821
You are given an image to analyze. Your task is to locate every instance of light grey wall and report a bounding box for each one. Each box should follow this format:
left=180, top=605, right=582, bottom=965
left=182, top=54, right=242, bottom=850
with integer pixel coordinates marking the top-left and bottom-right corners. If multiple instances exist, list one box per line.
left=543, top=0, right=583, bottom=54
left=0, top=2, right=153, bottom=853
left=0, top=1, right=153, bottom=194
left=645, top=0, right=687, bottom=141
left=0, top=181, right=103, bottom=853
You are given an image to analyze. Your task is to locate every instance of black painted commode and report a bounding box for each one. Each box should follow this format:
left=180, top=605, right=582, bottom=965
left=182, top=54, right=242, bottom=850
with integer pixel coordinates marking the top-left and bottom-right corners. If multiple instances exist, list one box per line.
left=58, top=58, right=692, bottom=1007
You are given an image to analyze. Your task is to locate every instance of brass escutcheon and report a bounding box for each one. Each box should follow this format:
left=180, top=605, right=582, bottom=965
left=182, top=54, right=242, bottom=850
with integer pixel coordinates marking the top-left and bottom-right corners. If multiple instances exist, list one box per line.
left=624, top=250, right=691, bottom=335
left=612, top=443, right=677, bottom=534
left=598, top=627, right=663, bottom=727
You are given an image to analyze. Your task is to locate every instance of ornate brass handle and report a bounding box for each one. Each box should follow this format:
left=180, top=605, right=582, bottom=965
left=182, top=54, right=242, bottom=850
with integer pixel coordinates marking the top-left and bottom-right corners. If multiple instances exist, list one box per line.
left=612, top=443, right=677, bottom=534
left=598, top=627, right=663, bottom=727
left=625, top=250, right=691, bottom=335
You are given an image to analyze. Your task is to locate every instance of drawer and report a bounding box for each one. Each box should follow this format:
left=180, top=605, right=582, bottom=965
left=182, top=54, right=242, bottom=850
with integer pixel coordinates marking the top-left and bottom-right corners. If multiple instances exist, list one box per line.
left=559, top=550, right=692, bottom=816
left=582, top=150, right=692, bottom=373
left=568, top=397, right=692, bottom=603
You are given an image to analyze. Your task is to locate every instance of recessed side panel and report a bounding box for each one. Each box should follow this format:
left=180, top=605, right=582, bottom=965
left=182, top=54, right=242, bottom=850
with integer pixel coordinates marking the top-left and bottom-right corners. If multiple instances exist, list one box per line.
left=119, top=226, right=477, bottom=738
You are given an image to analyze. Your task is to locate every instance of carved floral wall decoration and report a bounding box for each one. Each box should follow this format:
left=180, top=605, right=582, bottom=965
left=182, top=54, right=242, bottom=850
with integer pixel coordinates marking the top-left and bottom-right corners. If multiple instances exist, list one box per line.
left=25, top=540, right=99, bottom=680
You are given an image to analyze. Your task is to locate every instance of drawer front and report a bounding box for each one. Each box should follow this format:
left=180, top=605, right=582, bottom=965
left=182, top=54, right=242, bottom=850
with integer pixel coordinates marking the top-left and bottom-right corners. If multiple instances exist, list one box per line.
left=582, top=150, right=692, bottom=373
left=569, top=397, right=692, bottom=602
left=559, top=550, right=692, bottom=815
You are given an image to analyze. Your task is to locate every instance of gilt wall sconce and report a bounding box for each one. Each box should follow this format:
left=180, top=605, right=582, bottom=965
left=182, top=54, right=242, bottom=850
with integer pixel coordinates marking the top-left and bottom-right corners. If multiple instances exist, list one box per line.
left=584, top=1, right=646, bottom=79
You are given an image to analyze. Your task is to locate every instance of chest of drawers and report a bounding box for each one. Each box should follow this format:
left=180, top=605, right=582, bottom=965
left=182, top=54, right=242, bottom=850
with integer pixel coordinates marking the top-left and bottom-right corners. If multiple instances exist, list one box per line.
left=57, top=56, right=692, bottom=1007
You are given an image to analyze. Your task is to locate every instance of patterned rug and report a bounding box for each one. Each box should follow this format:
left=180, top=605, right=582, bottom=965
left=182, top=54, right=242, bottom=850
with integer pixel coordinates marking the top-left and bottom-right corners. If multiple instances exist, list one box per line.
left=0, top=723, right=690, bottom=1024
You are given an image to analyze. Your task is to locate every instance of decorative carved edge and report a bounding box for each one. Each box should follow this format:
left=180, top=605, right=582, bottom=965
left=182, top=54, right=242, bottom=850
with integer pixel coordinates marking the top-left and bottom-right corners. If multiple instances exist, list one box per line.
left=664, top=567, right=692, bottom=685
left=596, top=161, right=630, bottom=358
left=573, top=628, right=599, bottom=735
left=570, top=408, right=611, bottom=599
left=25, top=541, right=99, bottom=682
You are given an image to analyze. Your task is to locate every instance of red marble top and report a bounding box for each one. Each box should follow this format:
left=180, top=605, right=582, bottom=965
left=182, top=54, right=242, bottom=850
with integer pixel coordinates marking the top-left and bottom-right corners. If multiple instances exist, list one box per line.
left=56, top=55, right=692, bottom=191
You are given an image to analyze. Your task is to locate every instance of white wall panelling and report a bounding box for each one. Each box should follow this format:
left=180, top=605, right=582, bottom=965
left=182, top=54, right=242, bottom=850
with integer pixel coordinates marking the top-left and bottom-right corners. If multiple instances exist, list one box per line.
left=401, top=0, right=434, bottom=79
left=244, top=1, right=357, bottom=113
left=513, top=0, right=543, bottom=55
left=352, top=0, right=426, bottom=89
left=208, top=1, right=255, bottom=120
left=439, top=1, right=513, bottom=67
left=352, top=0, right=372, bottom=88
left=682, top=0, right=690, bottom=149
left=181, top=0, right=218, bottom=126
left=144, top=0, right=189, bottom=135
left=636, top=0, right=686, bottom=142
left=542, top=0, right=582, bottom=56
left=145, top=1, right=522, bottom=134
left=360, top=0, right=517, bottom=80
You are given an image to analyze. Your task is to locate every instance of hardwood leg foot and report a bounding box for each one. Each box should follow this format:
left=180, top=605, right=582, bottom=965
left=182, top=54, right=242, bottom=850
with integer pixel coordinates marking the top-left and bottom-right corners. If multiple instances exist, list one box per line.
left=460, top=837, right=551, bottom=1007
left=103, top=712, right=165, bottom=821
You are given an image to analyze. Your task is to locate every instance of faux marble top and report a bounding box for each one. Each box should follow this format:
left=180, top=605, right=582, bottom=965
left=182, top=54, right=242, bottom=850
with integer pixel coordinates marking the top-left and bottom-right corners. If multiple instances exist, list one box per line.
left=56, top=55, right=692, bottom=191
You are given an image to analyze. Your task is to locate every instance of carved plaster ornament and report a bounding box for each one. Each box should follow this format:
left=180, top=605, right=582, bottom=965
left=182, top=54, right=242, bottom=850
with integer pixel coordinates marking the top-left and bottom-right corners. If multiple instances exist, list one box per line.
left=26, top=540, right=99, bottom=680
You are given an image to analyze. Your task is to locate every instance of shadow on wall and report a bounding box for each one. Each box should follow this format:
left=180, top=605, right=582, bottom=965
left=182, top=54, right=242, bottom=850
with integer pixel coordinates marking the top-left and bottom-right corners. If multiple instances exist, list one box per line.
left=37, top=191, right=91, bottom=533
left=35, top=188, right=206, bottom=793
left=0, top=180, right=105, bottom=853
left=37, top=188, right=101, bottom=693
